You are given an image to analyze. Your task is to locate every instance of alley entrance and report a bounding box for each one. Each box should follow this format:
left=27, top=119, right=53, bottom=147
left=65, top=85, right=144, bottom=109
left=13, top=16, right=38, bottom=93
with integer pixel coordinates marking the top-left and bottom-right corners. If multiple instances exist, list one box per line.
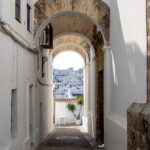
left=35, top=0, right=108, bottom=148
left=36, top=127, right=103, bottom=150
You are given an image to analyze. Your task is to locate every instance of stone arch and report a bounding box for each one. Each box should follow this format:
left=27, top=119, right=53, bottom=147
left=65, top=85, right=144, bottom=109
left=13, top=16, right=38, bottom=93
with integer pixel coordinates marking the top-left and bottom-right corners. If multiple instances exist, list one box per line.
left=52, top=43, right=90, bottom=63
left=34, top=0, right=110, bottom=45
left=54, top=34, right=90, bottom=51
left=53, top=34, right=90, bottom=61
left=34, top=0, right=107, bottom=142
left=52, top=32, right=96, bottom=61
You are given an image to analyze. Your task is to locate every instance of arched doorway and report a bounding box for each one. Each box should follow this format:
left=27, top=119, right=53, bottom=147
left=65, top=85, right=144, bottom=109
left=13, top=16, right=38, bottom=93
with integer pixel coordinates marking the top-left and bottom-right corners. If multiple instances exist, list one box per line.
left=50, top=33, right=98, bottom=136
left=33, top=0, right=110, bottom=147
left=52, top=51, right=85, bottom=126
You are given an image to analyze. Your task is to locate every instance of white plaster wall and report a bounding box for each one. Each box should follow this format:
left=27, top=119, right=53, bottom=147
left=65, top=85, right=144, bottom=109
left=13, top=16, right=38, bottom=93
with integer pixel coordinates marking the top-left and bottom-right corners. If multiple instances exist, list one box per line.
left=1, top=0, right=34, bottom=45
left=105, top=0, right=147, bottom=150
left=39, top=85, right=52, bottom=139
left=55, top=101, right=83, bottom=125
left=87, top=48, right=96, bottom=138
left=38, top=50, right=53, bottom=140
left=0, top=32, right=40, bottom=150
left=82, top=64, right=89, bottom=132
left=0, top=0, right=2, bottom=19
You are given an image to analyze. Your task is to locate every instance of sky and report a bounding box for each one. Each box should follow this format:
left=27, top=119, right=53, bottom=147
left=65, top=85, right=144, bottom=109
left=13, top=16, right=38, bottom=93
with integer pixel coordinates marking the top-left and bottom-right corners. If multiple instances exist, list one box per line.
left=53, top=51, right=84, bottom=70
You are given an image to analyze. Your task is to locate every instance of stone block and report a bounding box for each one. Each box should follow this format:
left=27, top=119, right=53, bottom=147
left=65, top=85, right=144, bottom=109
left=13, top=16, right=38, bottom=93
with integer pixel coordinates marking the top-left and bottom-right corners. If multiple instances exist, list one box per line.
left=34, top=0, right=110, bottom=43
left=127, top=103, right=150, bottom=150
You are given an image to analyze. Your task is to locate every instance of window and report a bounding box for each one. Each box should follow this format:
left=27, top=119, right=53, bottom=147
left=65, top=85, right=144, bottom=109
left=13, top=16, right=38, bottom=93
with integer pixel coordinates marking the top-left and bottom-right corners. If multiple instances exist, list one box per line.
left=27, top=4, right=31, bottom=32
left=15, top=0, right=21, bottom=22
left=11, top=89, right=18, bottom=139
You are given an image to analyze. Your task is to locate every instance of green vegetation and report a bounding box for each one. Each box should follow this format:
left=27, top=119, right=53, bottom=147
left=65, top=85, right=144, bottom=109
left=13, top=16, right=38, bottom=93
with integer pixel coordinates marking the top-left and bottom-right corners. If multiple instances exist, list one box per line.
left=67, top=96, right=84, bottom=120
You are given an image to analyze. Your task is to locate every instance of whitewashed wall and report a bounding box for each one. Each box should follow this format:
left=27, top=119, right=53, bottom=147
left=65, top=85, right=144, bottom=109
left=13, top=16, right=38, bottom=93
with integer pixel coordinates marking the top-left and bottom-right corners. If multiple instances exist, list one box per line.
left=88, top=49, right=96, bottom=138
left=0, top=0, right=42, bottom=149
left=0, top=0, right=2, bottom=19
left=55, top=101, right=83, bottom=125
left=38, top=49, right=54, bottom=140
left=0, top=0, right=34, bottom=45
left=104, top=0, right=147, bottom=150
left=0, top=32, right=40, bottom=150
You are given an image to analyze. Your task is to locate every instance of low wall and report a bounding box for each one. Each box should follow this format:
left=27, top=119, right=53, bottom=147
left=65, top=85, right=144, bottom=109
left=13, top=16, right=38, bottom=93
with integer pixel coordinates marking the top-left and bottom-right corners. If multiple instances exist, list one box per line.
left=54, top=99, right=83, bottom=126
left=127, top=103, right=150, bottom=149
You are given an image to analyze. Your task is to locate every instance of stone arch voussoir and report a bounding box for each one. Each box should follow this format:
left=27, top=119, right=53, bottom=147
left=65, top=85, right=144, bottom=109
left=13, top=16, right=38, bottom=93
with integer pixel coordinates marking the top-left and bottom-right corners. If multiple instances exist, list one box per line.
left=34, top=0, right=110, bottom=44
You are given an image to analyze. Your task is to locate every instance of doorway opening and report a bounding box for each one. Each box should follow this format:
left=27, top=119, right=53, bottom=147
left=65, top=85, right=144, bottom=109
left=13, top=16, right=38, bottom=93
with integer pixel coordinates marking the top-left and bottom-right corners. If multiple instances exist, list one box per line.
left=52, top=51, right=85, bottom=127
left=96, top=71, right=104, bottom=145
left=34, top=3, right=108, bottom=147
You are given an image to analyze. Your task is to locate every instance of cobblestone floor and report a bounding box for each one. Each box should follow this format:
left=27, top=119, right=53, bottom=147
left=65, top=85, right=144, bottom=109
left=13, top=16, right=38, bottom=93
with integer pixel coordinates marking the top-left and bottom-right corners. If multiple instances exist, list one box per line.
left=36, top=126, right=104, bottom=150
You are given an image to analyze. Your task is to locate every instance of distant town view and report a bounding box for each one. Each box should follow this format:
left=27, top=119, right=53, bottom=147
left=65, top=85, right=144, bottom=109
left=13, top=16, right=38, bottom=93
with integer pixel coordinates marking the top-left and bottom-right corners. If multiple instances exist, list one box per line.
left=53, top=68, right=83, bottom=99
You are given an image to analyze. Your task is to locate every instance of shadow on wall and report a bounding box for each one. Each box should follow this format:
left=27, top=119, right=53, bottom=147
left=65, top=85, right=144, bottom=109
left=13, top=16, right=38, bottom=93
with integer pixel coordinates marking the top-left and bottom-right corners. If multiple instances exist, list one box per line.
left=105, top=1, right=147, bottom=150
left=110, top=0, right=147, bottom=119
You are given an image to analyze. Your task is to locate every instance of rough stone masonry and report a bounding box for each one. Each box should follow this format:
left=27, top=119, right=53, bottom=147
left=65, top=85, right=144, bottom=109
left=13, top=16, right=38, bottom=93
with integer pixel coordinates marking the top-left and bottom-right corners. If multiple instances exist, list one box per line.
left=127, top=1, right=150, bottom=149
left=127, top=103, right=150, bottom=150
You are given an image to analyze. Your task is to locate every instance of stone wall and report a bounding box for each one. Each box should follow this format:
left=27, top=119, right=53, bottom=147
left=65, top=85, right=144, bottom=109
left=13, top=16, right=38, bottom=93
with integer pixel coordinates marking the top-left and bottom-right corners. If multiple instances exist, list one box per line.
left=96, top=71, right=104, bottom=143
left=53, top=35, right=90, bottom=50
left=34, top=0, right=110, bottom=44
left=127, top=103, right=150, bottom=149
left=95, top=44, right=104, bottom=142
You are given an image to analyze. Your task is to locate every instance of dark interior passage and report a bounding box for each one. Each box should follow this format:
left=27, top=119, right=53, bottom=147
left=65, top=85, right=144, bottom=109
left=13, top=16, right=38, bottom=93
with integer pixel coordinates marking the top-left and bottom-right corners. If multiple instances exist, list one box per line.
left=96, top=71, right=104, bottom=144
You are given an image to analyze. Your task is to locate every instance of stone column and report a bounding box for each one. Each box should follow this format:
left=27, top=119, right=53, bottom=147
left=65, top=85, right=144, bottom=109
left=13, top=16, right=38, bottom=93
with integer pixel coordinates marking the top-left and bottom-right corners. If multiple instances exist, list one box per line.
left=103, top=46, right=111, bottom=117
left=88, top=55, right=96, bottom=138
left=103, top=46, right=112, bottom=146
left=39, top=49, right=53, bottom=139
left=83, top=63, right=89, bottom=132
left=49, top=52, right=54, bottom=130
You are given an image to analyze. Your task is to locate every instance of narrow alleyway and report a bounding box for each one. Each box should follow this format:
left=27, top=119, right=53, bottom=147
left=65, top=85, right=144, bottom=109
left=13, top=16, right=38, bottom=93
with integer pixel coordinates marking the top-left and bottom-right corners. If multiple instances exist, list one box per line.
left=36, top=127, right=104, bottom=150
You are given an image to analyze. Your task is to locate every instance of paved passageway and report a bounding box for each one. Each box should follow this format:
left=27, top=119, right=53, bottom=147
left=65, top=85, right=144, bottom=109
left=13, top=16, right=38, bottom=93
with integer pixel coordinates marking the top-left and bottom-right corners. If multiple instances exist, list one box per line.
left=36, top=127, right=103, bottom=150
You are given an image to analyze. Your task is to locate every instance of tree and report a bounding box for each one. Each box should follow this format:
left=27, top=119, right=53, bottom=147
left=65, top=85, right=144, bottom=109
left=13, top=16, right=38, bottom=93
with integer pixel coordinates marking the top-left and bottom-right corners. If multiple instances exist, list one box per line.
left=76, top=96, right=84, bottom=120
left=67, top=96, right=84, bottom=120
